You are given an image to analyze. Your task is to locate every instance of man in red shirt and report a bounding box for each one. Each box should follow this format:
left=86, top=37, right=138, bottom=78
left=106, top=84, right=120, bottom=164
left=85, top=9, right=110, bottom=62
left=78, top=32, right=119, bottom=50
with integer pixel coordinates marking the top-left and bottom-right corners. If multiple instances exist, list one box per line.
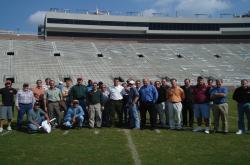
left=192, top=76, right=211, bottom=134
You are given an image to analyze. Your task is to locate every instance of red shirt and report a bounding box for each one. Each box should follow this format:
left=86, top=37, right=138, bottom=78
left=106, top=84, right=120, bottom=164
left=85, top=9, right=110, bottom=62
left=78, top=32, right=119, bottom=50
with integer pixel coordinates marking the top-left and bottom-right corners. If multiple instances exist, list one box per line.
left=192, top=84, right=210, bottom=104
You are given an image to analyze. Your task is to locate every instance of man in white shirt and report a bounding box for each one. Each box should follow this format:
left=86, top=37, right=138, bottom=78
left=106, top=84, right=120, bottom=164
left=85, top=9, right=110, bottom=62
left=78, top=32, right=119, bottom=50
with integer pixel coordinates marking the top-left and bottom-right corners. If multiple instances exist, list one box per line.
left=16, top=83, right=35, bottom=130
left=108, top=78, right=124, bottom=127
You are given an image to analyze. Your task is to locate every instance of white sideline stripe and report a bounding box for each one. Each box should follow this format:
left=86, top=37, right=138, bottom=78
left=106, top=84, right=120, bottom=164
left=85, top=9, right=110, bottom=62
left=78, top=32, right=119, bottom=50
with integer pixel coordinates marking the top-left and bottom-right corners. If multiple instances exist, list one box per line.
left=63, top=130, right=69, bottom=135
left=123, top=129, right=141, bottom=165
left=94, top=130, right=99, bottom=135
left=1, top=131, right=11, bottom=136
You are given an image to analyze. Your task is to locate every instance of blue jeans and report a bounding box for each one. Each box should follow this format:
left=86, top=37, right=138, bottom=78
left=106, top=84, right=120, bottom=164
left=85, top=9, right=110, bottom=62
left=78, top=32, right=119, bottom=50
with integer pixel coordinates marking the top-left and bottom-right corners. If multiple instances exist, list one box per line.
left=237, top=103, right=250, bottom=131
left=129, top=104, right=140, bottom=129
left=17, top=103, right=33, bottom=129
left=64, top=116, right=84, bottom=128
left=27, top=116, right=44, bottom=131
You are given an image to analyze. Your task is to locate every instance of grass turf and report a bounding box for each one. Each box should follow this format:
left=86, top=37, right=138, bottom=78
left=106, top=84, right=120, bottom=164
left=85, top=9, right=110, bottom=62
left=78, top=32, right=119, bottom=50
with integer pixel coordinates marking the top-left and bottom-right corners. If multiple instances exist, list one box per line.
left=1, top=93, right=250, bottom=165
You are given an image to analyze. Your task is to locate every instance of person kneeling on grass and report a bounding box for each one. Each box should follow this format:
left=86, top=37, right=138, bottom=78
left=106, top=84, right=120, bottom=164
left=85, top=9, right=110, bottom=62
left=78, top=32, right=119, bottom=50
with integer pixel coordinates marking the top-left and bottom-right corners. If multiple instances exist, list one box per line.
left=27, top=102, right=50, bottom=133
left=63, top=100, right=84, bottom=129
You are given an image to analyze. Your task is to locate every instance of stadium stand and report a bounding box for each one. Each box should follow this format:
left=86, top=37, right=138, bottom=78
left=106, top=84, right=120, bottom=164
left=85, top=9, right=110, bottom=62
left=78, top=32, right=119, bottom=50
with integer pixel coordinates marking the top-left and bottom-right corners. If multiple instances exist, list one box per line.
left=0, top=38, right=249, bottom=87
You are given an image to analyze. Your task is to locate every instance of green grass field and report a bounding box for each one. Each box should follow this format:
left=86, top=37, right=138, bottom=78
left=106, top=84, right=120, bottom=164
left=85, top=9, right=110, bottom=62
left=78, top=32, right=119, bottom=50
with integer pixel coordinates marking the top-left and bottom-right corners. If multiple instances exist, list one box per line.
left=1, top=93, right=250, bottom=165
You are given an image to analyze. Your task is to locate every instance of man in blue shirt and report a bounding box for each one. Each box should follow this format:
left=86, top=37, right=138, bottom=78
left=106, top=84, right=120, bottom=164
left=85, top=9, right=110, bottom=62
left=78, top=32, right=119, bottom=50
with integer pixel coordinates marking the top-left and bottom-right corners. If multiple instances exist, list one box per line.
left=63, top=100, right=84, bottom=128
left=139, top=78, right=158, bottom=129
left=210, top=79, right=228, bottom=134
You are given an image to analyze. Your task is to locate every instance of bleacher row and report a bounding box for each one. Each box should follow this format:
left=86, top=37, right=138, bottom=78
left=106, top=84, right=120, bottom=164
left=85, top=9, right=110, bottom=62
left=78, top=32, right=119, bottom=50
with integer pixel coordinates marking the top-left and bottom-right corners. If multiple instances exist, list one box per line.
left=0, top=39, right=249, bottom=87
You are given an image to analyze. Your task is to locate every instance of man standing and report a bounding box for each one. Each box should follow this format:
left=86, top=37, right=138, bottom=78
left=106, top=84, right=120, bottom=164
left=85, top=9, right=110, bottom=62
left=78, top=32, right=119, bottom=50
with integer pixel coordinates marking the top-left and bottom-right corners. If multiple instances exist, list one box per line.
left=100, top=84, right=110, bottom=127
left=181, top=79, right=194, bottom=128
left=88, top=82, right=103, bottom=128
left=167, top=79, right=185, bottom=130
left=16, top=83, right=35, bottom=130
left=69, top=77, right=88, bottom=123
left=233, top=79, right=250, bottom=135
left=108, top=78, right=124, bottom=127
left=192, top=76, right=211, bottom=134
left=32, top=80, right=45, bottom=109
left=61, top=79, right=73, bottom=112
left=154, top=81, right=167, bottom=127
left=161, top=78, right=170, bottom=126
left=44, top=80, right=62, bottom=127
left=128, top=80, right=140, bottom=129
left=210, top=79, right=228, bottom=134
left=0, top=80, right=17, bottom=132
left=139, top=78, right=158, bottom=130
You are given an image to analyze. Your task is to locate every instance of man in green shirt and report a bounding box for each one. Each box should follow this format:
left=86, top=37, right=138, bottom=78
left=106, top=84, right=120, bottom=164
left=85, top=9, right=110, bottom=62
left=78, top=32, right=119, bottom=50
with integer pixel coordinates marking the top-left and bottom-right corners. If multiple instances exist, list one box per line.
left=69, top=77, right=88, bottom=124
left=87, top=82, right=103, bottom=128
left=44, top=80, right=62, bottom=127
left=27, top=102, right=50, bottom=133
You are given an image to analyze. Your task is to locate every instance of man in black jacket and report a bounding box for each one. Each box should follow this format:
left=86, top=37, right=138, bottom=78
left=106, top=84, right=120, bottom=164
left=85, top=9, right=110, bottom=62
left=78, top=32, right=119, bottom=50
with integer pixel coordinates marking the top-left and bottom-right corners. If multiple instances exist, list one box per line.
left=233, top=79, right=250, bottom=135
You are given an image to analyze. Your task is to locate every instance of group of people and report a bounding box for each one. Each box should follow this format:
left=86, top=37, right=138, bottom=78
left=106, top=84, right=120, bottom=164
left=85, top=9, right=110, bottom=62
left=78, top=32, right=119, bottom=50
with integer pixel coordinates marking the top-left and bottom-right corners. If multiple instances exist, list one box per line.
left=0, top=76, right=249, bottom=135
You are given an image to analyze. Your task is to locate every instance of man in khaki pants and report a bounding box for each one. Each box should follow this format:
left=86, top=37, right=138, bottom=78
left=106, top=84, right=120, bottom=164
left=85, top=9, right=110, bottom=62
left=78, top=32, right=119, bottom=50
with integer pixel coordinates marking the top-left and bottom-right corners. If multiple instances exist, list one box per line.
left=210, top=79, right=228, bottom=134
left=88, top=82, right=103, bottom=128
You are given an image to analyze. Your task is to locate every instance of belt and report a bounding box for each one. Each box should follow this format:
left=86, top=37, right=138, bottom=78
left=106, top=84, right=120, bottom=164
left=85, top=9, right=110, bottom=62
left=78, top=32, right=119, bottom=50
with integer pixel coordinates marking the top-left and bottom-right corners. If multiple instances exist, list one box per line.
left=171, top=102, right=181, bottom=104
left=214, top=102, right=227, bottom=105
left=110, top=99, right=122, bottom=101
left=48, top=101, right=59, bottom=103
left=19, top=103, right=32, bottom=105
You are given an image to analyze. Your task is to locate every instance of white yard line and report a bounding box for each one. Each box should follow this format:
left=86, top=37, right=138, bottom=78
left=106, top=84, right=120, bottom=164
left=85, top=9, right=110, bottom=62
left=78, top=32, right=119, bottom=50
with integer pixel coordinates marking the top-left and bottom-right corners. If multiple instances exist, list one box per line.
left=123, top=129, right=141, bottom=165
left=62, top=130, right=69, bottom=135
left=1, top=131, right=11, bottom=136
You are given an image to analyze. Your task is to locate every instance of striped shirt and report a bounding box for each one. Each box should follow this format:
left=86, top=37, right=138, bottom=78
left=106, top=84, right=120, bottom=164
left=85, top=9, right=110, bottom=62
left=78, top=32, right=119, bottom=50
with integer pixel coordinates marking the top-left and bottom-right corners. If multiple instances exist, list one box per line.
left=16, top=89, right=34, bottom=106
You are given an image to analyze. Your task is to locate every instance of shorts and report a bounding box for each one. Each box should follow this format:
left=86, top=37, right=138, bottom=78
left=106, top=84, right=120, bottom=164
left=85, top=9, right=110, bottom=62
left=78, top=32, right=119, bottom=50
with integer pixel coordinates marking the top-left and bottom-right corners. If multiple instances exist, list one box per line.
left=193, top=103, right=210, bottom=119
left=0, top=106, right=13, bottom=120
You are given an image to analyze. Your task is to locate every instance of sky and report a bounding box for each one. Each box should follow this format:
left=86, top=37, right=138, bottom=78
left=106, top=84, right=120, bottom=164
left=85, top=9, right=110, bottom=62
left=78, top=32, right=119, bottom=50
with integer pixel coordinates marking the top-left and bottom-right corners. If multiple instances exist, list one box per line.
left=0, top=0, right=249, bottom=34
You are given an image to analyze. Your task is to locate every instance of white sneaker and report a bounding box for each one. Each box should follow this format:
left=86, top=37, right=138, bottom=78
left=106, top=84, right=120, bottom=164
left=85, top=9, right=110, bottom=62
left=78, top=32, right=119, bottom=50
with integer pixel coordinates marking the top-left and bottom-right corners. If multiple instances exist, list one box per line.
left=193, top=126, right=203, bottom=132
left=204, top=127, right=210, bottom=134
left=0, top=127, right=3, bottom=133
left=236, top=130, right=243, bottom=135
left=7, top=126, right=12, bottom=131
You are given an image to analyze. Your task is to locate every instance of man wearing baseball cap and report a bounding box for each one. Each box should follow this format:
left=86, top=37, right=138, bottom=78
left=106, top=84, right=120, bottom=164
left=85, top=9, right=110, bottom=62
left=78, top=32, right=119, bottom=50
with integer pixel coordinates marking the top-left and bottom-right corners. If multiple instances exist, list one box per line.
left=0, top=80, right=17, bottom=132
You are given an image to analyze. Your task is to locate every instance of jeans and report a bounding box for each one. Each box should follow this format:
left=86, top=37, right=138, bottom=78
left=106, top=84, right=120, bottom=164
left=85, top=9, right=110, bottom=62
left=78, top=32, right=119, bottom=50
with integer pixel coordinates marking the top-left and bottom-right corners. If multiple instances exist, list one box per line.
left=129, top=104, right=140, bottom=129
left=27, top=116, right=44, bottom=131
left=237, top=103, right=250, bottom=131
left=64, top=115, right=84, bottom=128
left=17, top=103, right=33, bottom=129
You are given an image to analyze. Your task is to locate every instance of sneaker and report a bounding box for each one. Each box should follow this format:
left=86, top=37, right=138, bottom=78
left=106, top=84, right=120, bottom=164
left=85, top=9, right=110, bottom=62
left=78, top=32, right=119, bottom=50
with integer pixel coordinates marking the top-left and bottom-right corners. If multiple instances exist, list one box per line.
left=204, top=127, right=210, bottom=134
left=7, top=126, right=12, bottom=131
left=236, top=130, right=243, bottom=135
left=0, top=127, right=3, bottom=133
left=193, top=126, right=203, bottom=132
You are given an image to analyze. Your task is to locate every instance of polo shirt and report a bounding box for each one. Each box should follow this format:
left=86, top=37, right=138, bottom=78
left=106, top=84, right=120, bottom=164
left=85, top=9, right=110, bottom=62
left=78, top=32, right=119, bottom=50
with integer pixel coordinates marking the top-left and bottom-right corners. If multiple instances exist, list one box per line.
left=192, top=84, right=210, bottom=104
left=44, top=88, right=62, bottom=102
left=0, top=87, right=17, bottom=106
left=210, top=87, right=228, bottom=104
left=28, top=108, right=45, bottom=123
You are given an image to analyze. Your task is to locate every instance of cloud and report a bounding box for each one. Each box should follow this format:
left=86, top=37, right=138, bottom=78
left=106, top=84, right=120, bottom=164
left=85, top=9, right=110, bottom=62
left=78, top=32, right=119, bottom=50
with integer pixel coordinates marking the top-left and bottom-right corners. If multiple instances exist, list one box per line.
left=142, top=9, right=157, bottom=16
left=139, top=0, right=231, bottom=16
left=176, top=0, right=231, bottom=14
left=28, top=11, right=46, bottom=25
